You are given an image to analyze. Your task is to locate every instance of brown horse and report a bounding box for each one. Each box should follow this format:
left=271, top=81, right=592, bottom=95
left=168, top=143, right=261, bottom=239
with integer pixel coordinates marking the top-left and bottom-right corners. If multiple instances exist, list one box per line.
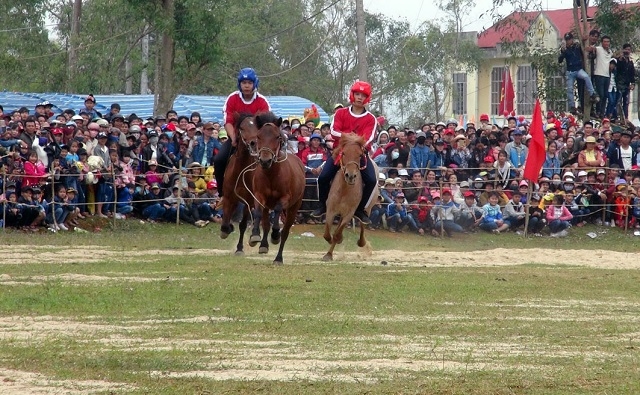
left=219, top=113, right=260, bottom=255
left=322, top=133, right=379, bottom=261
left=248, top=112, right=305, bottom=265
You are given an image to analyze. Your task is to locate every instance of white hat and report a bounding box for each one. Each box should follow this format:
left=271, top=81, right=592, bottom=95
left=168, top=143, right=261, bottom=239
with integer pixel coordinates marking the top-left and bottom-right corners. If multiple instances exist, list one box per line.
left=72, top=115, right=84, bottom=121
left=96, top=119, right=109, bottom=126
left=577, top=170, right=588, bottom=177
left=398, top=169, right=409, bottom=176
left=563, top=171, right=575, bottom=179
left=378, top=173, right=386, bottom=181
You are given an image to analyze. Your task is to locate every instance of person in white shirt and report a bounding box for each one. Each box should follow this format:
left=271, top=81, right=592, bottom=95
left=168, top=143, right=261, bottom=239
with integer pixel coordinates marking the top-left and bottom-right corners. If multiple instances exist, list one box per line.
left=589, top=35, right=613, bottom=117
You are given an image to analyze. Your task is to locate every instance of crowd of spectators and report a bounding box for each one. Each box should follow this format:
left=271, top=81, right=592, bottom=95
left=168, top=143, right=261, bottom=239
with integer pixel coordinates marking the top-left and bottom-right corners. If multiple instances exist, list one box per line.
left=1, top=97, right=639, bottom=238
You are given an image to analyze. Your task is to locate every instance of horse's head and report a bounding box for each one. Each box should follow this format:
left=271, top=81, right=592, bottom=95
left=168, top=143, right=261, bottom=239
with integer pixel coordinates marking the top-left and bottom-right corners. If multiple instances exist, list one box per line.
left=255, top=112, right=284, bottom=169
left=235, top=113, right=259, bottom=156
left=335, top=133, right=366, bottom=185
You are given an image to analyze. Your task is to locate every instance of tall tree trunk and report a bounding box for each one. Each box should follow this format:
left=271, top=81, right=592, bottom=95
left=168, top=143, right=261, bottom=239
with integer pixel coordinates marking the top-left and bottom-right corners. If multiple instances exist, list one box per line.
left=125, top=52, right=132, bottom=94
left=67, top=0, right=82, bottom=93
left=155, top=0, right=176, bottom=116
left=433, top=82, right=440, bottom=121
left=355, top=0, right=368, bottom=81
left=140, top=26, right=149, bottom=94
left=573, top=2, right=591, bottom=121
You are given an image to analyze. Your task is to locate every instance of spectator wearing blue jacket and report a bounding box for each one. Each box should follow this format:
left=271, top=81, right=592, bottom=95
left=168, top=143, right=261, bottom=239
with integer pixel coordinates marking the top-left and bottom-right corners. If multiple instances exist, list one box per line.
left=479, top=191, right=510, bottom=233
left=191, top=122, right=221, bottom=167
left=386, top=192, right=417, bottom=232
left=427, top=139, right=447, bottom=178
left=410, top=132, right=430, bottom=174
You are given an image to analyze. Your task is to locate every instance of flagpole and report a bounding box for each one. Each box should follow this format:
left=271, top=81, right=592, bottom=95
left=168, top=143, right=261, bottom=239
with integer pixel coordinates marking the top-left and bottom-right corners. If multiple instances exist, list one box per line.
left=524, top=187, right=532, bottom=238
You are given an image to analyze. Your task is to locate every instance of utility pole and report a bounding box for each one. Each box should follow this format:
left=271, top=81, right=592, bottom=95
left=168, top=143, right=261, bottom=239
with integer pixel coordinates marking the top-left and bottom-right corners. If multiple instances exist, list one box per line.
left=355, top=0, right=368, bottom=81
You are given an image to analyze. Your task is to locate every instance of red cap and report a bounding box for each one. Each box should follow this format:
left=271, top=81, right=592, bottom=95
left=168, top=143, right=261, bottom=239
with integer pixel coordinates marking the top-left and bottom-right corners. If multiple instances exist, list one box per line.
left=546, top=111, right=555, bottom=119
left=444, top=129, right=455, bottom=135
left=441, top=187, right=452, bottom=195
left=464, top=191, right=475, bottom=198
left=165, top=123, right=176, bottom=132
left=483, top=155, right=494, bottom=163
left=51, top=128, right=63, bottom=135
left=479, top=113, right=489, bottom=122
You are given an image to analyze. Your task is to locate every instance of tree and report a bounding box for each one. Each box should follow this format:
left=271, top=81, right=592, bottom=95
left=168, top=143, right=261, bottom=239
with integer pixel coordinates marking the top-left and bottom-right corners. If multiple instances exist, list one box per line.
left=0, top=1, right=66, bottom=91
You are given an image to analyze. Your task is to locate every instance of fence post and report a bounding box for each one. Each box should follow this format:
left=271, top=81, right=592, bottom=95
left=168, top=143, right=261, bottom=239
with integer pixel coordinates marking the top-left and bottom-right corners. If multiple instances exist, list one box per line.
left=2, top=171, right=6, bottom=230
left=523, top=186, right=532, bottom=237
left=111, top=164, right=117, bottom=229
left=176, top=161, right=182, bottom=226
left=51, top=167, right=58, bottom=230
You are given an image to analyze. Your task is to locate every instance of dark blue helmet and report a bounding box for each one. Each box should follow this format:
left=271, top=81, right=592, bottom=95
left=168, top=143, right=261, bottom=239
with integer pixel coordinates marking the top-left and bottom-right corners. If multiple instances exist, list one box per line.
left=237, top=67, right=259, bottom=90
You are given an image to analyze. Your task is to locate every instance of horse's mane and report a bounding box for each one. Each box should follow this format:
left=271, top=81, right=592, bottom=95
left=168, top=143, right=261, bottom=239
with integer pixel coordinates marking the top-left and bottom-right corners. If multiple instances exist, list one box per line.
left=255, top=111, right=279, bottom=129
left=333, top=133, right=366, bottom=160
left=234, top=112, right=254, bottom=130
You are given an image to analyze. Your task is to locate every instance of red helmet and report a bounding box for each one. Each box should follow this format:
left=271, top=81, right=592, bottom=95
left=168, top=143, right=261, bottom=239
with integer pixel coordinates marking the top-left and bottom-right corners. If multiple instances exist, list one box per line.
left=349, top=80, right=372, bottom=105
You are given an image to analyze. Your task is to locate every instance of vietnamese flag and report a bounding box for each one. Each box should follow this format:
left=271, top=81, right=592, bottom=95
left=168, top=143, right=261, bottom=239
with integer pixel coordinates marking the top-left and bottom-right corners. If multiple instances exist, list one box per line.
left=499, top=67, right=515, bottom=115
left=523, top=99, right=545, bottom=182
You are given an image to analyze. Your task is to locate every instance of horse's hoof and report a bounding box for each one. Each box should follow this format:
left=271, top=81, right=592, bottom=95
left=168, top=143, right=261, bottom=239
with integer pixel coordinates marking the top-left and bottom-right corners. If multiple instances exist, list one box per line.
left=258, top=247, right=269, bottom=254
left=270, top=230, right=281, bottom=245
left=234, top=250, right=244, bottom=256
left=220, top=224, right=234, bottom=238
left=322, top=254, right=333, bottom=261
left=357, top=239, right=366, bottom=248
left=273, top=260, right=283, bottom=266
left=249, top=234, right=261, bottom=247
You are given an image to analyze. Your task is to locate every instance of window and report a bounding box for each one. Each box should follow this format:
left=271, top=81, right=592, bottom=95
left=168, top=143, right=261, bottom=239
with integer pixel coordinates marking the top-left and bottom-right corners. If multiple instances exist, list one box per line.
left=452, top=72, right=467, bottom=116
left=517, top=65, right=537, bottom=115
left=545, top=74, right=566, bottom=113
left=490, top=67, right=504, bottom=115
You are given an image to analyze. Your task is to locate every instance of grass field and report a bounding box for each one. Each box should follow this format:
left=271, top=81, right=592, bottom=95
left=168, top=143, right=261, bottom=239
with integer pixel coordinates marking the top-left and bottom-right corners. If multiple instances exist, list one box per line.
left=1, top=220, right=640, bottom=394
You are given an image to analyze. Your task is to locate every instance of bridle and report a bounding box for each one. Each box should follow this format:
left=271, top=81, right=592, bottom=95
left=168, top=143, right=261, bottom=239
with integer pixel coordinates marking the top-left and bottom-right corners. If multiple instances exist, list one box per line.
left=338, top=142, right=367, bottom=174
left=256, top=122, right=287, bottom=163
left=238, top=119, right=258, bottom=156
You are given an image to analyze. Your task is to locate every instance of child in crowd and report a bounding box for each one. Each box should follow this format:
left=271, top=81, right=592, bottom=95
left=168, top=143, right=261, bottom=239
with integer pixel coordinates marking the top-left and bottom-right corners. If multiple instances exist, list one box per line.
left=411, top=195, right=433, bottom=235
left=545, top=194, right=573, bottom=237
left=430, top=188, right=463, bottom=237
left=457, top=190, right=483, bottom=232
left=480, top=191, right=510, bottom=234
left=386, top=192, right=417, bottom=233
left=527, top=195, right=546, bottom=235
left=503, top=190, right=526, bottom=231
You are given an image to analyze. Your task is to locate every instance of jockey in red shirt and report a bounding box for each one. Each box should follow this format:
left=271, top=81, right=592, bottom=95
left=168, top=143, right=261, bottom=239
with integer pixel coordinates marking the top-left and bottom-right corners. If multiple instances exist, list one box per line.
left=311, top=80, right=378, bottom=224
left=213, top=67, right=271, bottom=197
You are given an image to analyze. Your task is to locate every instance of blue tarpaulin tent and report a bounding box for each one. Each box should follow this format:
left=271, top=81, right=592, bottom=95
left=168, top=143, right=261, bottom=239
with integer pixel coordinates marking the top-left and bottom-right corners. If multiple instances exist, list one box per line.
left=0, top=92, right=331, bottom=123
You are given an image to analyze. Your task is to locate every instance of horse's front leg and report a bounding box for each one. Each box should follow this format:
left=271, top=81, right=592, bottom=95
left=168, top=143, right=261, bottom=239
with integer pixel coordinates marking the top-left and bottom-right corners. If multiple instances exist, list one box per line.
left=258, top=207, right=271, bottom=254
left=271, top=202, right=283, bottom=245
left=249, top=204, right=262, bottom=247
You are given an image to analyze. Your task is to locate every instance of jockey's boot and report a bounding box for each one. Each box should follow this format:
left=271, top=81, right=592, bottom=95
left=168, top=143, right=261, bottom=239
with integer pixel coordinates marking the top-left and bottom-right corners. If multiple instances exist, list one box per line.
left=354, top=209, right=371, bottom=225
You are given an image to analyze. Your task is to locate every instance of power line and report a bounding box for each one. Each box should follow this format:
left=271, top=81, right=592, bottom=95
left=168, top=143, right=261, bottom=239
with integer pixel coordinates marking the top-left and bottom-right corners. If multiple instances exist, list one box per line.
left=0, top=22, right=69, bottom=34
left=16, top=28, right=139, bottom=61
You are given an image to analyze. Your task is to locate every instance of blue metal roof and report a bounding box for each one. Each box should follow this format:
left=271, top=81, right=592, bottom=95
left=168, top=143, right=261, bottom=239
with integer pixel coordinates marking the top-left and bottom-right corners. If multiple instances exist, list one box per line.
left=0, top=92, right=330, bottom=123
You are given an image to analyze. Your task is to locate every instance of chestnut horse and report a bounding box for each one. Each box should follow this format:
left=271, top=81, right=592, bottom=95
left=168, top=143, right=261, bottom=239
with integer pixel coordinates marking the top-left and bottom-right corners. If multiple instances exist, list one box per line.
left=219, top=113, right=260, bottom=255
left=322, top=133, right=379, bottom=261
left=248, top=112, right=305, bottom=265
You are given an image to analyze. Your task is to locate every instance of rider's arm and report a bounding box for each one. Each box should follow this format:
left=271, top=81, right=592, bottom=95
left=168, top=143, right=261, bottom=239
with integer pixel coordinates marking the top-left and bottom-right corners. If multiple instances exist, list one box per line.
left=224, top=123, right=235, bottom=144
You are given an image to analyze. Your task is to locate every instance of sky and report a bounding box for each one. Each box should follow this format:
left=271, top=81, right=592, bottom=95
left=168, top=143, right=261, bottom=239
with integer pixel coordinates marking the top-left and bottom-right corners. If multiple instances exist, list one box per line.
left=365, top=0, right=578, bottom=33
